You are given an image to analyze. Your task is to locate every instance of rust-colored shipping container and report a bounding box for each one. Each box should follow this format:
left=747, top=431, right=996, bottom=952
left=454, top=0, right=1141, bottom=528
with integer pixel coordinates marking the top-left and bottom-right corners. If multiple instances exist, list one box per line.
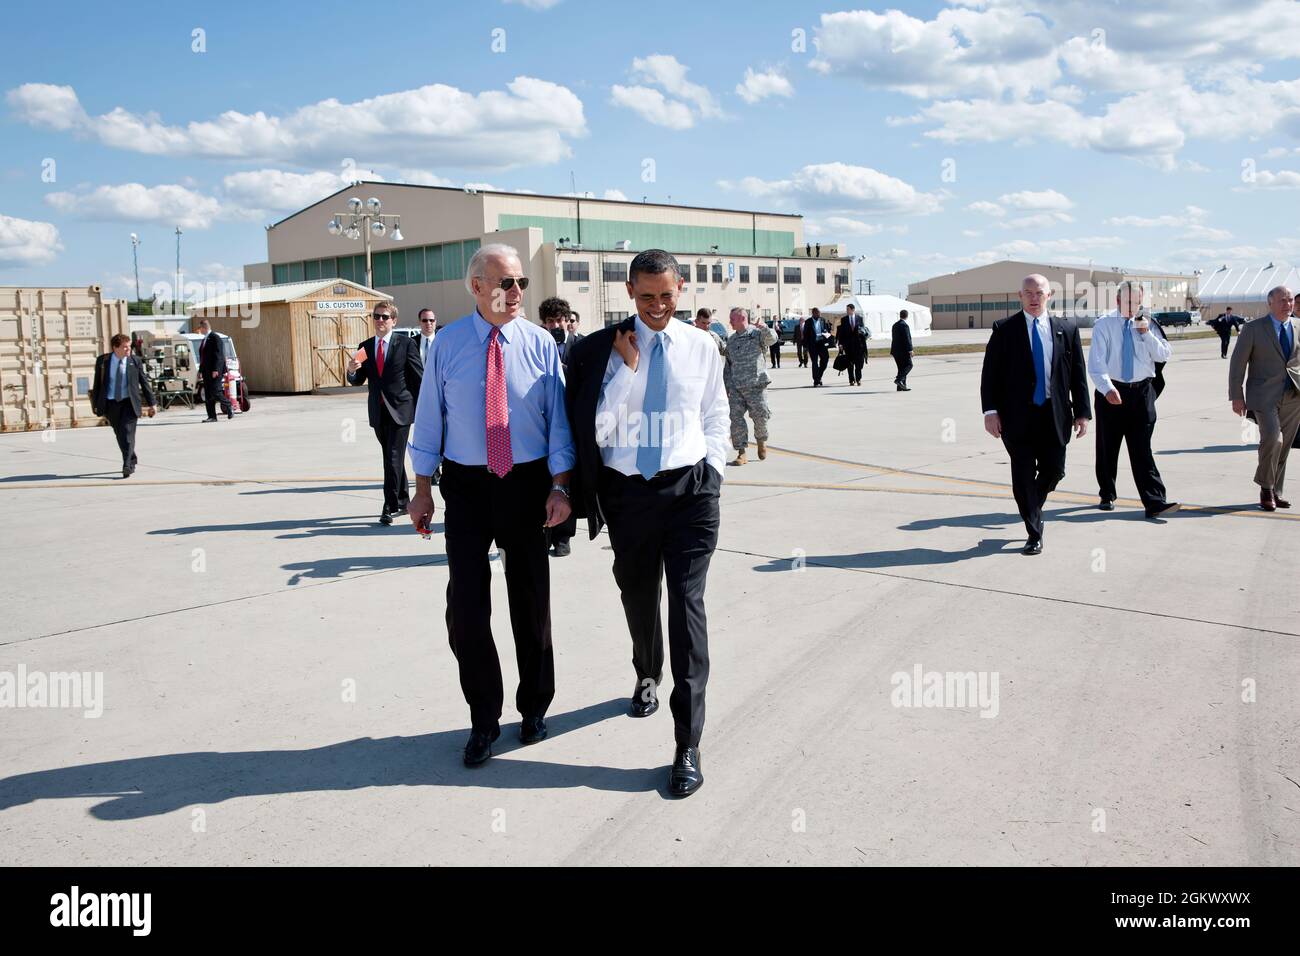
left=0, top=286, right=128, bottom=432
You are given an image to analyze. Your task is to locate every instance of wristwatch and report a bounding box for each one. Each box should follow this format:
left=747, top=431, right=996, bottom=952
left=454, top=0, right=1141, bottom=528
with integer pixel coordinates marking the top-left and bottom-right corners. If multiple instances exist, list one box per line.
left=549, top=483, right=570, bottom=498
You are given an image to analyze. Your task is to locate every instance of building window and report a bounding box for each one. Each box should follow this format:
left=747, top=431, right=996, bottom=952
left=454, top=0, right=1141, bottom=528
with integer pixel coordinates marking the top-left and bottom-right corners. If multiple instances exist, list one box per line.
left=406, top=248, right=425, bottom=284
left=562, top=261, right=590, bottom=282
left=390, top=249, right=406, bottom=285
left=696, top=264, right=708, bottom=283
left=677, top=265, right=691, bottom=283
left=604, top=311, right=628, bottom=327
left=758, top=266, right=778, bottom=284
left=711, top=264, right=723, bottom=283
left=739, top=265, right=750, bottom=283
left=273, top=264, right=289, bottom=284
left=603, top=261, right=627, bottom=283
left=372, top=252, right=391, bottom=287
left=816, top=268, right=825, bottom=285
left=783, top=266, right=802, bottom=284
left=288, top=261, right=305, bottom=283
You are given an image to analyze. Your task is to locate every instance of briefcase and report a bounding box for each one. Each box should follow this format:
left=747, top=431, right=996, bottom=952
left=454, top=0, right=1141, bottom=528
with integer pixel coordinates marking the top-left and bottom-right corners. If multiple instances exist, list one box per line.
left=833, top=351, right=849, bottom=372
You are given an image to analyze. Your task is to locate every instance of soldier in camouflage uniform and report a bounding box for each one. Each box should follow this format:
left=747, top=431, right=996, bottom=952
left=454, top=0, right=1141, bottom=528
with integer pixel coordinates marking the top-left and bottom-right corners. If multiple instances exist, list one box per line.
left=722, top=307, right=776, bottom=465
left=694, top=307, right=725, bottom=353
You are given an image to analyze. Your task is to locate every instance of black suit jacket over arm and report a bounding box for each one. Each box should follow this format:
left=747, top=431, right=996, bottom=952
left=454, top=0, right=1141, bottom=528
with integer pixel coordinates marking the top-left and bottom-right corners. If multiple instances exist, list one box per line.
left=348, top=334, right=424, bottom=428
left=980, top=311, right=1091, bottom=446
left=564, top=318, right=634, bottom=538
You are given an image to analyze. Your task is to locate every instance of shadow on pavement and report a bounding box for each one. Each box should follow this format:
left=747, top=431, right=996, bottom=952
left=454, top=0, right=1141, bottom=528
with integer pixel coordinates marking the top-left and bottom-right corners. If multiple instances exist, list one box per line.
left=148, top=516, right=444, bottom=541
left=753, top=537, right=1018, bottom=571
left=281, top=551, right=448, bottom=584
left=0, top=700, right=659, bottom=820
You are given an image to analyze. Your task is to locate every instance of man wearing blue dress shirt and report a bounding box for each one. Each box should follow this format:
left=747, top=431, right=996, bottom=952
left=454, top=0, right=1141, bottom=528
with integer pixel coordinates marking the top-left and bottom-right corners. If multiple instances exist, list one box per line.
left=1087, top=281, right=1179, bottom=518
left=407, top=243, right=574, bottom=767
left=90, top=333, right=156, bottom=478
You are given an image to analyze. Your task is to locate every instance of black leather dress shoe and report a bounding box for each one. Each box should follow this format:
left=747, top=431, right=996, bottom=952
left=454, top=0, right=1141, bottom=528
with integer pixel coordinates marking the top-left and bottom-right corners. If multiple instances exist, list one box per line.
left=1273, top=494, right=1291, bottom=509
left=551, top=540, right=571, bottom=557
left=1146, top=502, right=1180, bottom=519
left=379, top=511, right=394, bottom=525
left=1022, top=538, right=1043, bottom=556
left=463, top=728, right=500, bottom=767
left=669, top=746, right=704, bottom=798
left=122, top=467, right=131, bottom=478
left=1098, top=499, right=1114, bottom=511
left=628, top=680, right=659, bottom=718
left=519, top=715, right=547, bottom=745
left=202, top=416, right=218, bottom=423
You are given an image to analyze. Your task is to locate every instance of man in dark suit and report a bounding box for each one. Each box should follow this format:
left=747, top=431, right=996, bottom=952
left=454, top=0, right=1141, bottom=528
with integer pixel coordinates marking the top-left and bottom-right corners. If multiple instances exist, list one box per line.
left=195, top=318, right=233, bottom=421
left=90, top=333, right=157, bottom=478
left=803, top=307, right=832, bottom=387
left=980, top=274, right=1092, bottom=555
left=795, top=315, right=808, bottom=367
left=836, top=303, right=868, bottom=386
left=1208, top=307, right=1240, bottom=359
left=566, top=249, right=730, bottom=798
left=539, top=296, right=579, bottom=556
left=346, top=301, right=424, bottom=524
left=891, top=309, right=914, bottom=391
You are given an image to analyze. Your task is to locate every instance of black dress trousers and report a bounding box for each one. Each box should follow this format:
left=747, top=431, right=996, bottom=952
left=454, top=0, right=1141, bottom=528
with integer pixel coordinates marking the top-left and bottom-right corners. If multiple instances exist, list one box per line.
left=1094, top=380, right=1167, bottom=509
left=104, top=399, right=139, bottom=468
left=374, top=411, right=411, bottom=513
left=893, top=354, right=913, bottom=385
left=599, top=459, right=720, bottom=749
left=1002, top=403, right=1067, bottom=540
left=441, top=457, right=555, bottom=734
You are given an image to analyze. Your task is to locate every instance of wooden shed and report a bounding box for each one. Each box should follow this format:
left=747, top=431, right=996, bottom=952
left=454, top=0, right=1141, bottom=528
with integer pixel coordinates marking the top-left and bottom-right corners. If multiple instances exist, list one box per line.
left=191, top=279, right=391, bottom=393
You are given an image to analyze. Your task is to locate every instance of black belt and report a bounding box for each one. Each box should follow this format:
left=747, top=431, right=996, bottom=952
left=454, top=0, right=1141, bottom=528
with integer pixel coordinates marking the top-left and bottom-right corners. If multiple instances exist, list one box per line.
left=444, top=457, right=546, bottom=473
left=601, top=461, right=697, bottom=483
left=1113, top=378, right=1152, bottom=388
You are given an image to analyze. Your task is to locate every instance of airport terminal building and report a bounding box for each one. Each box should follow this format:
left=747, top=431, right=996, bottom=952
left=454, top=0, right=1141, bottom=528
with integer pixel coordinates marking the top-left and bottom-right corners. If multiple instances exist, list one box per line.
left=908, top=260, right=1199, bottom=329
left=245, top=183, right=853, bottom=334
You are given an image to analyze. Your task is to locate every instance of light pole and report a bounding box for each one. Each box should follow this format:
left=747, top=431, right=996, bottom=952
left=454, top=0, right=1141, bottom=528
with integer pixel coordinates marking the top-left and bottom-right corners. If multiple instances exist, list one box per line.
left=174, top=226, right=183, bottom=315
left=130, top=233, right=141, bottom=302
left=326, top=197, right=403, bottom=288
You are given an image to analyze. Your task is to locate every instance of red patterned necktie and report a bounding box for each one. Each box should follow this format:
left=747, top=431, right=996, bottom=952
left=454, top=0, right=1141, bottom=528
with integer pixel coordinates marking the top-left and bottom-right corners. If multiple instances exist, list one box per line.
left=376, top=338, right=385, bottom=377
left=485, top=327, right=512, bottom=477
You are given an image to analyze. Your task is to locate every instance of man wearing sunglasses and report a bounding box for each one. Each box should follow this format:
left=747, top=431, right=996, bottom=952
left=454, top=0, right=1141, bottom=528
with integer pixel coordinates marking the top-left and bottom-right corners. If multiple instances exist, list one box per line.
left=416, top=308, right=437, bottom=364
left=408, top=243, right=574, bottom=767
left=346, top=301, right=424, bottom=525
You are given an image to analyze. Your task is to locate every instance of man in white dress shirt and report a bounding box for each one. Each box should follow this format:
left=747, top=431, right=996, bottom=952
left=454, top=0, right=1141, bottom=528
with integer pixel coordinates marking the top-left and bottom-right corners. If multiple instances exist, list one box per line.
left=564, top=249, right=729, bottom=798
left=1087, top=281, right=1179, bottom=518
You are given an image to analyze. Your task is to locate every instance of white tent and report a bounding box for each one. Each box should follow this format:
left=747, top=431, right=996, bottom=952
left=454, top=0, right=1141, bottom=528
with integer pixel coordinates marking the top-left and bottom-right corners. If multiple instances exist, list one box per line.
left=803, top=293, right=932, bottom=339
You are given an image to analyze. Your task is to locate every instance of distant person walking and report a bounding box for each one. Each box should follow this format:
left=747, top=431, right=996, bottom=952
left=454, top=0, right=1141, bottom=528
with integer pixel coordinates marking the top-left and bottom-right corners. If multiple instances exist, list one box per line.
left=768, top=320, right=782, bottom=368
left=1228, top=285, right=1300, bottom=511
left=836, top=303, right=868, bottom=386
left=195, top=318, right=233, bottom=422
left=795, top=316, right=808, bottom=367
left=891, top=310, right=914, bottom=391
left=803, top=307, right=833, bottom=387
left=723, top=307, right=775, bottom=465
left=694, top=308, right=724, bottom=353
left=90, top=333, right=157, bottom=478
left=1208, top=307, right=1241, bottom=359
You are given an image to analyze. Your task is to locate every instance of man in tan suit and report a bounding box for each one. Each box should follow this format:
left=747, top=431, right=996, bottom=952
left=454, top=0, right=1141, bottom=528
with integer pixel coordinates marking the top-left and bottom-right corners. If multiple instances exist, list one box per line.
left=1228, top=285, right=1300, bottom=511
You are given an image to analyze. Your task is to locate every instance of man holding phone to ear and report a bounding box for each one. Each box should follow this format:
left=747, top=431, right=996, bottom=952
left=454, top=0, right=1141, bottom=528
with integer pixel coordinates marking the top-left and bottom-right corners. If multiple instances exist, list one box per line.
left=407, top=243, right=574, bottom=767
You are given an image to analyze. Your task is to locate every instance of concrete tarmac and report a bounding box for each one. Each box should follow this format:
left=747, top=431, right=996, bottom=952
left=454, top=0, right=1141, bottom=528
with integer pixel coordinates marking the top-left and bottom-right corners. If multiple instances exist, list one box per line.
left=1, top=333, right=1296, bottom=865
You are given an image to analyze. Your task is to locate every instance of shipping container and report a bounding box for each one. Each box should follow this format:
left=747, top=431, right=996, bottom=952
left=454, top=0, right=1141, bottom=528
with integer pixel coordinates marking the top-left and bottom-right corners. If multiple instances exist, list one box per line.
left=0, top=286, right=128, bottom=433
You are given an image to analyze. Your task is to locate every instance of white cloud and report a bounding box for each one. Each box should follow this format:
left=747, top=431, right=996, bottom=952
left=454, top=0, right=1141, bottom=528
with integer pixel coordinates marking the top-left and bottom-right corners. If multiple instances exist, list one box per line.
left=967, top=200, right=1005, bottom=217
left=503, top=0, right=562, bottom=8
left=723, top=162, right=944, bottom=216
left=394, top=168, right=455, bottom=187
left=1104, top=205, right=1233, bottom=240
left=630, top=55, right=722, bottom=119
left=602, top=189, right=629, bottom=201
left=1240, top=169, right=1300, bottom=190
left=999, top=212, right=1075, bottom=230
left=0, top=214, right=62, bottom=266
left=7, top=78, right=587, bottom=169
left=46, top=183, right=224, bottom=229
left=806, top=216, right=884, bottom=236
left=610, top=85, right=695, bottom=129
left=221, top=168, right=380, bottom=213
left=736, top=68, right=793, bottom=104
left=612, top=54, right=725, bottom=128
left=1000, top=189, right=1073, bottom=211
left=809, top=6, right=1059, bottom=100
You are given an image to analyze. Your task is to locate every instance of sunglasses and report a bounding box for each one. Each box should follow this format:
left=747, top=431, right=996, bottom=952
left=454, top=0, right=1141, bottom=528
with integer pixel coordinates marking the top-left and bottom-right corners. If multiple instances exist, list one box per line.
left=372, top=312, right=394, bottom=320
left=419, top=317, right=436, bottom=323
left=494, top=276, right=529, bottom=291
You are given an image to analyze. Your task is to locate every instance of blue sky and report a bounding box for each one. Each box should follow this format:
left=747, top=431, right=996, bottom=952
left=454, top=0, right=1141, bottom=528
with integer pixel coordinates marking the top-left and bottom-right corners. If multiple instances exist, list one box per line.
left=3, top=0, right=1299, bottom=301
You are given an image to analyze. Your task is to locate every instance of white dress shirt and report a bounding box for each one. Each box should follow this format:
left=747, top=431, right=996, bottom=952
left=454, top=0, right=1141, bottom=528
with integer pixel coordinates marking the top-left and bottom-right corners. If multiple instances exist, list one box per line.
left=1088, top=309, right=1172, bottom=394
left=418, top=331, right=435, bottom=364
left=596, top=316, right=730, bottom=477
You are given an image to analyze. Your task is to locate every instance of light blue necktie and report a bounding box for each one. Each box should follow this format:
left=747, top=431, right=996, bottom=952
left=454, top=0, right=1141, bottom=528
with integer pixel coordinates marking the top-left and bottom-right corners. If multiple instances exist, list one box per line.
left=637, top=333, right=667, bottom=479
left=1121, top=319, right=1135, bottom=382
left=1281, top=322, right=1293, bottom=361
left=1031, top=319, right=1047, bottom=406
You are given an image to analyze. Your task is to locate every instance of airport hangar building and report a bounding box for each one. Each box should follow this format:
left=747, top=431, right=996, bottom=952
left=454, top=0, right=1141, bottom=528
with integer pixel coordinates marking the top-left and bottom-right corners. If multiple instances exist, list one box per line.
left=907, top=260, right=1200, bottom=330
left=245, top=182, right=853, bottom=335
